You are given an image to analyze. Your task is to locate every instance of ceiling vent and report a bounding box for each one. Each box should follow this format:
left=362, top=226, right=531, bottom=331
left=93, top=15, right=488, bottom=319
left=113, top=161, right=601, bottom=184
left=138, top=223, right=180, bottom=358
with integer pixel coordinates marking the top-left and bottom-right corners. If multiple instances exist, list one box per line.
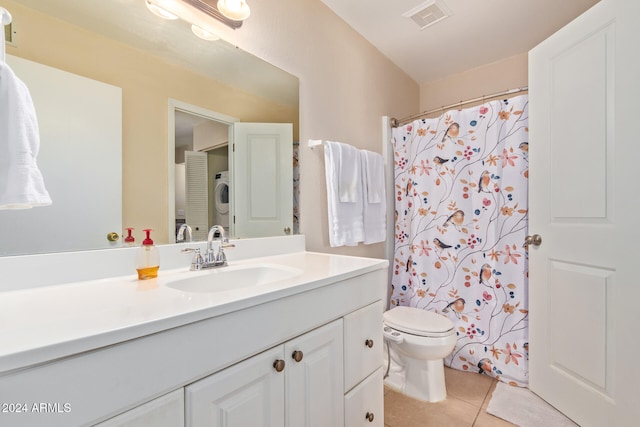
left=403, top=0, right=453, bottom=30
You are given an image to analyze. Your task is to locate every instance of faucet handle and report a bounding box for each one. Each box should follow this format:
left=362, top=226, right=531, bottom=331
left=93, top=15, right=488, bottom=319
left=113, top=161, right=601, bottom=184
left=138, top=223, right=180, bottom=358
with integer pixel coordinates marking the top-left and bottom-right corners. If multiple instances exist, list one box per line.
left=215, top=246, right=228, bottom=264
left=184, top=248, right=204, bottom=271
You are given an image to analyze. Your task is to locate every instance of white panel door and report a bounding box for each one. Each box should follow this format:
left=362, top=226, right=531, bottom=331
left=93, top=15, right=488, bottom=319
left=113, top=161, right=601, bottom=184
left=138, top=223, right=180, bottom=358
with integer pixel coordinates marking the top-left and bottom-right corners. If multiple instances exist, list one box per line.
left=528, top=0, right=640, bottom=425
left=185, top=150, right=209, bottom=241
left=1, top=55, right=121, bottom=256
left=285, top=319, right=344, bottom=427
left=185, top=346, right=285, bottom=427
left=231, top=123, right=293, bottom=238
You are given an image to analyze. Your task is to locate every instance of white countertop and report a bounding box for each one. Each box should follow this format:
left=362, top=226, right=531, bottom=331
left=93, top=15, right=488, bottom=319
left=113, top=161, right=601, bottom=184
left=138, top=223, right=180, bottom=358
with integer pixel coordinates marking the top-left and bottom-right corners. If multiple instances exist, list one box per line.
left=0, top=251, right=387, bottom=375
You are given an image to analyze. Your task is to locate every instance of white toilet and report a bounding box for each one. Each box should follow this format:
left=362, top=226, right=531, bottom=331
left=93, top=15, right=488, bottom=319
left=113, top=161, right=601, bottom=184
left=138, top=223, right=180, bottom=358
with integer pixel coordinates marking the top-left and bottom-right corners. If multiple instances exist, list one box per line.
left=383, top=306, right=457, bottom=402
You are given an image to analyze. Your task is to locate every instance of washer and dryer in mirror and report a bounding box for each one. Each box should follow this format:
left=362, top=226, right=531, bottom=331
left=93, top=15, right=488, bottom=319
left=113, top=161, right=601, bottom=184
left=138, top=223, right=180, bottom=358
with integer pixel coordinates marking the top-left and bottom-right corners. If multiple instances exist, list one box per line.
left=214, top=171, right=229, bottom=230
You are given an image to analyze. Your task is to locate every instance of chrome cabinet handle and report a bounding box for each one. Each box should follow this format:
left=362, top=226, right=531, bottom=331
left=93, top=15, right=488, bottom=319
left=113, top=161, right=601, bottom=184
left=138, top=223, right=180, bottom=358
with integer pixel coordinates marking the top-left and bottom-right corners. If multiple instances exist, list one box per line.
left=292, top=350, right=303, bottom=362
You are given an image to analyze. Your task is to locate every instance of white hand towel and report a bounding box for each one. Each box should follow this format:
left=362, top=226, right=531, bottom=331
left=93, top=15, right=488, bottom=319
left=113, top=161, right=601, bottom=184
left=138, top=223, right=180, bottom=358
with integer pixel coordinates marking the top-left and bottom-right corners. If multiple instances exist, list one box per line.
left=337, top=142, right=360, bottom=202
left=361, top=150, right=386, bottom=244
left=324, top=141, right=364, bottom=247
left=0, top=61, right=51, bottom=209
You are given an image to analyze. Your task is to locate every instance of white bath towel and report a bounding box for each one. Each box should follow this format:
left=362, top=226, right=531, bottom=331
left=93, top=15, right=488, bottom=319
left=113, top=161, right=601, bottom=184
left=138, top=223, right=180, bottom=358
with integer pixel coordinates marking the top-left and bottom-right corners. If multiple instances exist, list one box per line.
left=0, top=61, right=51, bottom=209
left=361, top=150, right=386, bottom=244
left=324, top=141, right=364, bottom=247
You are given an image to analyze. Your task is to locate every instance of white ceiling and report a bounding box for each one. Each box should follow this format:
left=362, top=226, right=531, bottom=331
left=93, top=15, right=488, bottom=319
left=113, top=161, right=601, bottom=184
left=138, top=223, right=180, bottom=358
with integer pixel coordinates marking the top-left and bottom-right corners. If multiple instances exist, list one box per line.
left=320, top=0, right=600, bottom=84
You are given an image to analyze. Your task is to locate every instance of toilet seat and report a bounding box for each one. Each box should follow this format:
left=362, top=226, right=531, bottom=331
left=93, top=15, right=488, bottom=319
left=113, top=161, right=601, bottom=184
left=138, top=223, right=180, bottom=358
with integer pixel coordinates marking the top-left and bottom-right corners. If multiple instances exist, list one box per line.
left=384, top=306, right=454, bottom=338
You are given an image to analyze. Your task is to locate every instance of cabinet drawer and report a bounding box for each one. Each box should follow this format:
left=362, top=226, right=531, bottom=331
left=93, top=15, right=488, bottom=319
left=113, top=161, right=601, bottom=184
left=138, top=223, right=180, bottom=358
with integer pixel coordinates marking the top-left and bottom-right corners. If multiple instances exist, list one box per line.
left=344, top=367, right=383, bottom=427
left=343, top=300, right=383, bottom=392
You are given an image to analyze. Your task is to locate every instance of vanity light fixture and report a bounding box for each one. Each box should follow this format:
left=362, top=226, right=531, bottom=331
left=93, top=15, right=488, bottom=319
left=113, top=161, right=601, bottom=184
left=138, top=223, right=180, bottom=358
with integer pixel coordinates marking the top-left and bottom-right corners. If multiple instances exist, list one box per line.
left=191, top=24, right=220, bottom=40
left=145, top=0, right=245, bottom=36
left=216, top=0, right=250, bottom=21
left=145, top=0, right=179, bottom=20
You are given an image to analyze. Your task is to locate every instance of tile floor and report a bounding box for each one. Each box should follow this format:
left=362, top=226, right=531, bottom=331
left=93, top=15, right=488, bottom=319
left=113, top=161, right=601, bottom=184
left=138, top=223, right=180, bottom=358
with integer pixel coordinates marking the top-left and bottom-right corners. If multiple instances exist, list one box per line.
left=384, top=367, right=516, bottom=427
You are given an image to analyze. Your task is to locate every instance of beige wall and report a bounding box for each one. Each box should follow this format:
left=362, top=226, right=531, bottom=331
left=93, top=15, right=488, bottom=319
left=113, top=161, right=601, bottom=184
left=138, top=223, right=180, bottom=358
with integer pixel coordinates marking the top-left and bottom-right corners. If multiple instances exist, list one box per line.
left=420, top=53, right=528, bottom=115
left=4, top=0, right=298, bottom=243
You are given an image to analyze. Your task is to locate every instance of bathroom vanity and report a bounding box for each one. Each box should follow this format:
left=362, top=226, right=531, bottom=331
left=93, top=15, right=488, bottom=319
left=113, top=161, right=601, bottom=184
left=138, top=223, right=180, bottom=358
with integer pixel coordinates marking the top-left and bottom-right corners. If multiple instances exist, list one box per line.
left=0, top=237, right=387, bottom=427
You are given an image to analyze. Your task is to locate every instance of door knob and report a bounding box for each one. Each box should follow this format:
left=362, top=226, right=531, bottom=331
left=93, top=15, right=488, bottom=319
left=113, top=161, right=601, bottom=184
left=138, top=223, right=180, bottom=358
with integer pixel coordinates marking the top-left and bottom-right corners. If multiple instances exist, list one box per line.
left=365, top=412, right=375, bottom=422
left=524, top=234, right=542, bottom=248
left=292, top=350, right=304, bottom=362
left=284, top=226, right=291, bottom=235
left=365, top=339, right=374, bottom=348
left=273, top=359, right=285, bottom=372
left=107, top=232, right=119, bottom=242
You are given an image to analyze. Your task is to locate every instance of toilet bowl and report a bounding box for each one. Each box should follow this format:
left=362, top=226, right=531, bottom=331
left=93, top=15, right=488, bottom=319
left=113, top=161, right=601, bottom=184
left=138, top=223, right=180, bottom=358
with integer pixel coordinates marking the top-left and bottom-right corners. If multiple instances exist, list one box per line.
left=383, top=306, right=457, bottom=402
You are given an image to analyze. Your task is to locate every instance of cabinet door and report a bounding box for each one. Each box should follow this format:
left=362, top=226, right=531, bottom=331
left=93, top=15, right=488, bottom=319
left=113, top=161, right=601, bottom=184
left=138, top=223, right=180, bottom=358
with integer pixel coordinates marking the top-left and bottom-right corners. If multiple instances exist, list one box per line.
left=93, top=389, right=184, bottom=427
left=344, top=368, right=384, bottom=427
left=343, top=301, right=383, bottom=392
left=285, top=319, right=344, bottom=427
left=185, top=346, right=285, bottom=427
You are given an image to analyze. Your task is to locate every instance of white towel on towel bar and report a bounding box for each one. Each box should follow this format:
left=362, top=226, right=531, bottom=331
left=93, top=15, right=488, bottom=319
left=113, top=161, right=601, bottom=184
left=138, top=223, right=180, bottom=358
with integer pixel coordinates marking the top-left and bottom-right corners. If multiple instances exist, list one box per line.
left=337, top=142, right=360, bottom=202
left=361, top=150, right=386, bottom=244
left=323, top=141, right=364, bottom=247
left=0, top=61, right=52, bottom=209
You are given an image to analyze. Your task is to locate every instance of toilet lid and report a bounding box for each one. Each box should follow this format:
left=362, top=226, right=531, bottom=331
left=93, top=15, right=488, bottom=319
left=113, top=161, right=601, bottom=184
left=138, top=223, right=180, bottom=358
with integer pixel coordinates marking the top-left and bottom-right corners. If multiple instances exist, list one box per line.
left=384, top=306, right=454, bottom=338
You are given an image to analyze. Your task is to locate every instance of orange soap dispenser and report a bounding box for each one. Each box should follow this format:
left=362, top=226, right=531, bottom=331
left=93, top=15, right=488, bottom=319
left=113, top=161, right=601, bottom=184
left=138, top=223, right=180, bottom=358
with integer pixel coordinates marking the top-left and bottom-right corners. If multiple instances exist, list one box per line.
left=136, top=229, right=160, bottom=280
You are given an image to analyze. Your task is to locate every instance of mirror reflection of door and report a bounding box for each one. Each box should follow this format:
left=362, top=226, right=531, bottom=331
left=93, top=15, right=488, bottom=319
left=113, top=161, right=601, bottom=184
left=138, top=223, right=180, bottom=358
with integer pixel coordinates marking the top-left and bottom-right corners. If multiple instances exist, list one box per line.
left=174, top=110, right=230, bottom=241
left=172, top=103, right=295, bottom=242
left=1, top=55, right=122, bottom=256
left=232, top=123, right=293, bottom=238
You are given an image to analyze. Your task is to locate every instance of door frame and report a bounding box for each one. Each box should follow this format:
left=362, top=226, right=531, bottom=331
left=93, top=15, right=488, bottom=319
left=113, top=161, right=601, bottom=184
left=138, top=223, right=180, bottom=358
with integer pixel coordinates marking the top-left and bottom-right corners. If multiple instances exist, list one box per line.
left=167, top=99, right=238, bottom=243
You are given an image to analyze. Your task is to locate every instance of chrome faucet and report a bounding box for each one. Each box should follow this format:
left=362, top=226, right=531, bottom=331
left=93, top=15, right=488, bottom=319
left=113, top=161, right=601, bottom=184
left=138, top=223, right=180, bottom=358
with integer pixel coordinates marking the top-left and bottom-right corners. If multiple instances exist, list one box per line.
left=176, top=224, right=193, bottom=243
left=205, top=225, right=232, bottom=267
left=182, top=225, right=234, bottom=271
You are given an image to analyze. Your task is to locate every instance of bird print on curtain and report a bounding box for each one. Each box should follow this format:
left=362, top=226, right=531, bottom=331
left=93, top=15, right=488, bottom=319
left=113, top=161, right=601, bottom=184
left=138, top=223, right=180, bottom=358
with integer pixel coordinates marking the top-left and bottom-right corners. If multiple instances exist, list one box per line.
left=390, top=95, right=529, bottom=386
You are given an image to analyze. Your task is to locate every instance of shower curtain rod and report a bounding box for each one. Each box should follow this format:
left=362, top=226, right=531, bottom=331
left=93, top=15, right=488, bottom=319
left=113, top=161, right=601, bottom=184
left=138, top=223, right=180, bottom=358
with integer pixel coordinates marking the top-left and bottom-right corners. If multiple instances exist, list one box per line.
left=390, top=86, right=528, bottom=128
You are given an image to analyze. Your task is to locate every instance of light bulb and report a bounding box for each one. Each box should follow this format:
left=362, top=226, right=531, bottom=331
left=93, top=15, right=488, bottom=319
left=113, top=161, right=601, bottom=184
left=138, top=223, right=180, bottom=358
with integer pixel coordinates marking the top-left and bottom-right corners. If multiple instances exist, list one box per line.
left=145, top=0, right=179, bottom=20
left=217, top=0, right=251, bottom=21
left=191, top=24, right=220, bottom=41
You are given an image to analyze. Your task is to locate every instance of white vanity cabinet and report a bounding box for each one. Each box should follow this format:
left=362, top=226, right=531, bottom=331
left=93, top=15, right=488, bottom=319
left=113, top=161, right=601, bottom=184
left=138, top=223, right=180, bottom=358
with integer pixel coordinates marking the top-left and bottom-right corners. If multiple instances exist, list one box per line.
left=186, top=320, right=344, bottom=427
left=0, top=256, right=387, bottom=427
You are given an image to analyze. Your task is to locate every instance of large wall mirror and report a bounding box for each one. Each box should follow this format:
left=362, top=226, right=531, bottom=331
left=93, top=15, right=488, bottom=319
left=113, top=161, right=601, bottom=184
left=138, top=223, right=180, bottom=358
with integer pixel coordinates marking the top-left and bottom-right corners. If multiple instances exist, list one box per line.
left=1, top=0, right=299, bottom=257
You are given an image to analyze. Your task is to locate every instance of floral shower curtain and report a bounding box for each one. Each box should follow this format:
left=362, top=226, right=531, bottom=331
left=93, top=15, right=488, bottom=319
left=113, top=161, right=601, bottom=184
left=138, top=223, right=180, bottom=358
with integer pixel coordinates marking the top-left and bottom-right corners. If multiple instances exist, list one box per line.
left=390, top=95, right=529, bottom=386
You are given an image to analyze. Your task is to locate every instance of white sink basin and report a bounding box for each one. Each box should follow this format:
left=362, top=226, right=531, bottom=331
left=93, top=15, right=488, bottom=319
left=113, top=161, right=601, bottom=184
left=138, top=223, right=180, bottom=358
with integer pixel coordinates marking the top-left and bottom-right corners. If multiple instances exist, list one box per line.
left=166, top=264, right=302, bottom=293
